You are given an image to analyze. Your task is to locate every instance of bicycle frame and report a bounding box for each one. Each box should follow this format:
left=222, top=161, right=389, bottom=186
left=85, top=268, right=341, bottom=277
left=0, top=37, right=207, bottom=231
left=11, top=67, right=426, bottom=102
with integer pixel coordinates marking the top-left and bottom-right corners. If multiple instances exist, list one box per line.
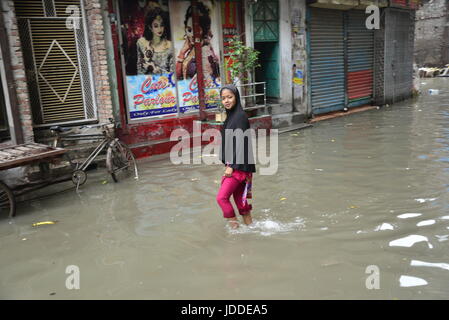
left=75, top=137, right=113, bottom=171
left=47, top=119, right=137, bottom=190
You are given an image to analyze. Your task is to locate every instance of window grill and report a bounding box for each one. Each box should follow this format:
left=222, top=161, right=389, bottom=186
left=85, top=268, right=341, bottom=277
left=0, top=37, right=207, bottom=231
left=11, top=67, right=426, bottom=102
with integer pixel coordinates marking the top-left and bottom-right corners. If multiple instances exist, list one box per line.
left=14, top=0, right=97, bottom=125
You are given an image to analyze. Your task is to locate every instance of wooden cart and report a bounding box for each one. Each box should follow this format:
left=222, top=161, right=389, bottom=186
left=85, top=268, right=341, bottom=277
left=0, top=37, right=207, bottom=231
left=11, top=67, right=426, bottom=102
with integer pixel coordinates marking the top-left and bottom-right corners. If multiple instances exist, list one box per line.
left=0, top=143, right=67, bottom=218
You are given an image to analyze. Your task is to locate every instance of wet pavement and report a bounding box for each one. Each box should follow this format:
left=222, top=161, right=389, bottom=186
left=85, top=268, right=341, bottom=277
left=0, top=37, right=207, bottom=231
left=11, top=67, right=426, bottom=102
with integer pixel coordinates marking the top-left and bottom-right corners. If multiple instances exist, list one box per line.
left=1, top=78, right=449, bottom=299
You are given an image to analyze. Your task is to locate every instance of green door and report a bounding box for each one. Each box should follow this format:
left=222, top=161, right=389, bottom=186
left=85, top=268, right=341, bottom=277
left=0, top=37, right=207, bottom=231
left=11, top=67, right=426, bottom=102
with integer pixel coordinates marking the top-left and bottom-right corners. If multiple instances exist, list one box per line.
left=255, top=42, right=279, bottom=98
left=253, top=0, right=279, bottom=98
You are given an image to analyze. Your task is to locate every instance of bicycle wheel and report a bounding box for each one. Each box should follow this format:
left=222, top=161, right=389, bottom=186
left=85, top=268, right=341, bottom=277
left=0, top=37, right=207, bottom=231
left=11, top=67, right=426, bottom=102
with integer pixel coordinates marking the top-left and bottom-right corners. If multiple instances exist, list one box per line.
left=0, top=181, right=16, bottom=218
left=106, top=140, right=138, bottom=183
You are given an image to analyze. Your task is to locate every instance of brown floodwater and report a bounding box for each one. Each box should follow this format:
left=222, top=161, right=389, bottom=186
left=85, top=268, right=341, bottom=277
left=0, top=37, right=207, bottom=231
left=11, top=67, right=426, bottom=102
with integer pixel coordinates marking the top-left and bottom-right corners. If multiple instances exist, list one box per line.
left=1, top=78, right=448, bottom=299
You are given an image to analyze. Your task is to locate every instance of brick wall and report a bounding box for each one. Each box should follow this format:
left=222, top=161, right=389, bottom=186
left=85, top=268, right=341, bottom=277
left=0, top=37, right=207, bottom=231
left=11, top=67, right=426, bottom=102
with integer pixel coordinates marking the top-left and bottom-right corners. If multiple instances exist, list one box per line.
left=84, top=0, right=113, bottom=124
left=1, top=1, right=33, bottom=143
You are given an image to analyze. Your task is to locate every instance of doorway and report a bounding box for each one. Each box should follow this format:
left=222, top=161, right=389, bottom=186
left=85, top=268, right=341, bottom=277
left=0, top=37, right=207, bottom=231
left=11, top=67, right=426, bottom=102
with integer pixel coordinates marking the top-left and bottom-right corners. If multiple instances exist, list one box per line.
left=253, top=0, right=279, bottom=101
left=254, top=41, right=279, bottom=101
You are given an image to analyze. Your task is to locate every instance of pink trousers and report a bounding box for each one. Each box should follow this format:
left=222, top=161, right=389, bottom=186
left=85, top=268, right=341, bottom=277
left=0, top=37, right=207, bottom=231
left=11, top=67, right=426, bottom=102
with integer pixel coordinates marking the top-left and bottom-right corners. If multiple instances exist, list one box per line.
left=216, top=169, right=252, bottom=219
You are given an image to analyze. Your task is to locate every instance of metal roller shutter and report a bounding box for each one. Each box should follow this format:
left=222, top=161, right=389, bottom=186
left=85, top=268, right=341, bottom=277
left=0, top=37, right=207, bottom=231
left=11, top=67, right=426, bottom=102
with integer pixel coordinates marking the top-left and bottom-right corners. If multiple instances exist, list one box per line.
left=346, top=10, right=374, bottom=108
left=309, top=8, right=345, bottom=115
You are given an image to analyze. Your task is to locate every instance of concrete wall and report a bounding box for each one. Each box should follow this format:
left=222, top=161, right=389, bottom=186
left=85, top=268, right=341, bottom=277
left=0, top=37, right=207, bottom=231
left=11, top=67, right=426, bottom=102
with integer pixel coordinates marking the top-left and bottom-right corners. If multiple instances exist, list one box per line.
left=290, top=0, right=308, bottom=118
left=415, top=0, right=449, bottom=66
left=279, top=0, right=293, bottom=106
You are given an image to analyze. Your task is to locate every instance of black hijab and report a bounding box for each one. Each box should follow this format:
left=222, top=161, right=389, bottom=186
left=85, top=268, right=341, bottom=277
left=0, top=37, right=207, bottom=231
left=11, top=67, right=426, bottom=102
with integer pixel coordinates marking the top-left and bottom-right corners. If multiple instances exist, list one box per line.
left=219, top=84, right=256, bottom=173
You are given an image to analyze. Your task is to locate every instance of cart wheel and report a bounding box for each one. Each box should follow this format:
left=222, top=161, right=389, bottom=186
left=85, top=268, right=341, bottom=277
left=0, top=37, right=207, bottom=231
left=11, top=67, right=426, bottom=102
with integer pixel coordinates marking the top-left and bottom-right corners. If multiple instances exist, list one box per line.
left=72, top=170, right=87, bottom=186
left=106, top=140, right=138, bottom=183
left=0, top=181, right=16, bottom=218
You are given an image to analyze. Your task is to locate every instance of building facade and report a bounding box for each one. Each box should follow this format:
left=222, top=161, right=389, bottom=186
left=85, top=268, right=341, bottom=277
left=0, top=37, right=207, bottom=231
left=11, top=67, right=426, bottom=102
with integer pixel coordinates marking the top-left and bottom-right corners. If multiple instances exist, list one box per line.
left=0, top=0, right=420, bottom=160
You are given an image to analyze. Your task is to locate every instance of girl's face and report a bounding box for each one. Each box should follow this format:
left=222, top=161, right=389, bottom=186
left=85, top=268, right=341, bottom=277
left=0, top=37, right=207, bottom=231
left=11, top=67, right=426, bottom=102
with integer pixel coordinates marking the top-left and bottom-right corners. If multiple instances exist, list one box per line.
left=151, top=16, right=165, bottom=38
left=221, top=89, right=236, bottom=110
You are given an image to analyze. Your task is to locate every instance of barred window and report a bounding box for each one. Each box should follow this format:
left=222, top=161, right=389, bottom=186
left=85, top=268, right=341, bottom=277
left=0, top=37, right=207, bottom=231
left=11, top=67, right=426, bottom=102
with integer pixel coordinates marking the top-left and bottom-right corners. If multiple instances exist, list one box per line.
left=14, top=0, right=97, bottom=125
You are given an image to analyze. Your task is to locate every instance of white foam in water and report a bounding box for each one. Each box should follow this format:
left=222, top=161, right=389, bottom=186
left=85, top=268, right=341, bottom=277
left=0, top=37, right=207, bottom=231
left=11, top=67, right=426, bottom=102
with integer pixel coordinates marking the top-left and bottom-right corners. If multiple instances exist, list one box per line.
left=411, top=260, right=449, bottom=271
left=389, top=235, right=433, bottom=249
left=397, top=213, right=422, bottom=219
left=399, top=275, right=428, bottom=287
left=416, top=220, right=435, bottom=227
left=375, top=223, right=394, bottom=231
left=228, top=217, right=305, bottom=236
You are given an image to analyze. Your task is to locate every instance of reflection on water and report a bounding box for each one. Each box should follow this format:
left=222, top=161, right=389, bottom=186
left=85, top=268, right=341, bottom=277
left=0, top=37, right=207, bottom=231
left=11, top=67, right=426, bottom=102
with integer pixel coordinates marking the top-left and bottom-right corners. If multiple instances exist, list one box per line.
left=0, top=78, right=449, bottom=299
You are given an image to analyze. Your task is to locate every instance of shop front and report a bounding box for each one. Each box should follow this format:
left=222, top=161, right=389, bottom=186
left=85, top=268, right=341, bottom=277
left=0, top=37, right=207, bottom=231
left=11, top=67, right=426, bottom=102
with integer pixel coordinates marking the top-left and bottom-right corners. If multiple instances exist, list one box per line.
left=108, top=0, right=272, bottom=159
left=109, top=0, right=228, bottom=158
left=307, top=5, right=376, bottom=115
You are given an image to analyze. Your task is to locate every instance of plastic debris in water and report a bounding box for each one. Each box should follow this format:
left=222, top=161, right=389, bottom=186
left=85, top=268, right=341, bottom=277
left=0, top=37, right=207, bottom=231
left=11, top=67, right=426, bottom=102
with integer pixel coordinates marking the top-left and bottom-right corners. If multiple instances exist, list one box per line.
left=415, top=198, right=437, bottom=203
left=102, top=180, right=108, bottom=185
left=32, top=221, right=58, bottom=227
left=411, top=260, right=449, bottom=271
left=428, top=89, right=439, bottom=95
left=389, top=235, right=433, bottom=248
left=399, top=275, right=428, bottom=287
left=416, top=220, right=435, bottom=227
left=280, top=197, right=287, bottom=201
left=435, top=235, right=449, bottom=242
left=397, top=213, right=422, bottom=219
left=374, top=223, right=394, bottom=231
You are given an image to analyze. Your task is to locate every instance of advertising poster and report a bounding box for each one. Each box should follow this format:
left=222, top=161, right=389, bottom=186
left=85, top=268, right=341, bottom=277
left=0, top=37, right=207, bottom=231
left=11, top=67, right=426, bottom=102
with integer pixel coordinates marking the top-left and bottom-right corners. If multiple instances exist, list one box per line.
left=171, top=0, right=221, bottom=113
left=119, top=0, right=177, bottom=120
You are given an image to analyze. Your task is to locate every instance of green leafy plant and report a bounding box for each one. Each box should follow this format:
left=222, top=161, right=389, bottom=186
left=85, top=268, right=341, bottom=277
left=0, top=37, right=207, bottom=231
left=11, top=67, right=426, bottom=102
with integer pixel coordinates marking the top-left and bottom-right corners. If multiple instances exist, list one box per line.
left=225, top=35, right=261, bottom=84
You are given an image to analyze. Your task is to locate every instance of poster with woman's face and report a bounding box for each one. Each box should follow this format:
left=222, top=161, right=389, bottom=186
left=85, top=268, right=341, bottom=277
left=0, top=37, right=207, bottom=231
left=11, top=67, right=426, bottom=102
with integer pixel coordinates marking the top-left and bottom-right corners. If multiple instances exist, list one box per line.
left=120, top=0, right=177, bottom=120
left=170, top=0, right=221, bottom=113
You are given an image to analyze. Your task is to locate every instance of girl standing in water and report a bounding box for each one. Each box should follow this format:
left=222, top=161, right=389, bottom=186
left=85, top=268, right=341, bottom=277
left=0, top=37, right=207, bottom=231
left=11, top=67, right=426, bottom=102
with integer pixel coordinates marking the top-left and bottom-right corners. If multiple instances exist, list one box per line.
left=216, top=85, right=256, bottom=229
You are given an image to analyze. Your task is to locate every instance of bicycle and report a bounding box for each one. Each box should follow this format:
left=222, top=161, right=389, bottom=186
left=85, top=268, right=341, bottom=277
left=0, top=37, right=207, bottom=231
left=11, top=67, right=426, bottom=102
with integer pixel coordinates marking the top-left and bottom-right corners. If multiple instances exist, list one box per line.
left=50, top=118, right=139, bottom=191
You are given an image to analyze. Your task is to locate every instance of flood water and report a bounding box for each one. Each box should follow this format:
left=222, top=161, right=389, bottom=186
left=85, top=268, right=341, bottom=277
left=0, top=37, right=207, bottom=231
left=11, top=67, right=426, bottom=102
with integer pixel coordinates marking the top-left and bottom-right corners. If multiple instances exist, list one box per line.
left=1, top=78, right=449, bottom=299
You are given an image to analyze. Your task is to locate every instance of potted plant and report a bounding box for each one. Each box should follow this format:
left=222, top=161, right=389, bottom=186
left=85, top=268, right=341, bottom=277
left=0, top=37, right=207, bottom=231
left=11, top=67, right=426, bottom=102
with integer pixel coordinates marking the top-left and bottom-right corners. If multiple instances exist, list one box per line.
left=215, top=35, right=260, bottom=122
